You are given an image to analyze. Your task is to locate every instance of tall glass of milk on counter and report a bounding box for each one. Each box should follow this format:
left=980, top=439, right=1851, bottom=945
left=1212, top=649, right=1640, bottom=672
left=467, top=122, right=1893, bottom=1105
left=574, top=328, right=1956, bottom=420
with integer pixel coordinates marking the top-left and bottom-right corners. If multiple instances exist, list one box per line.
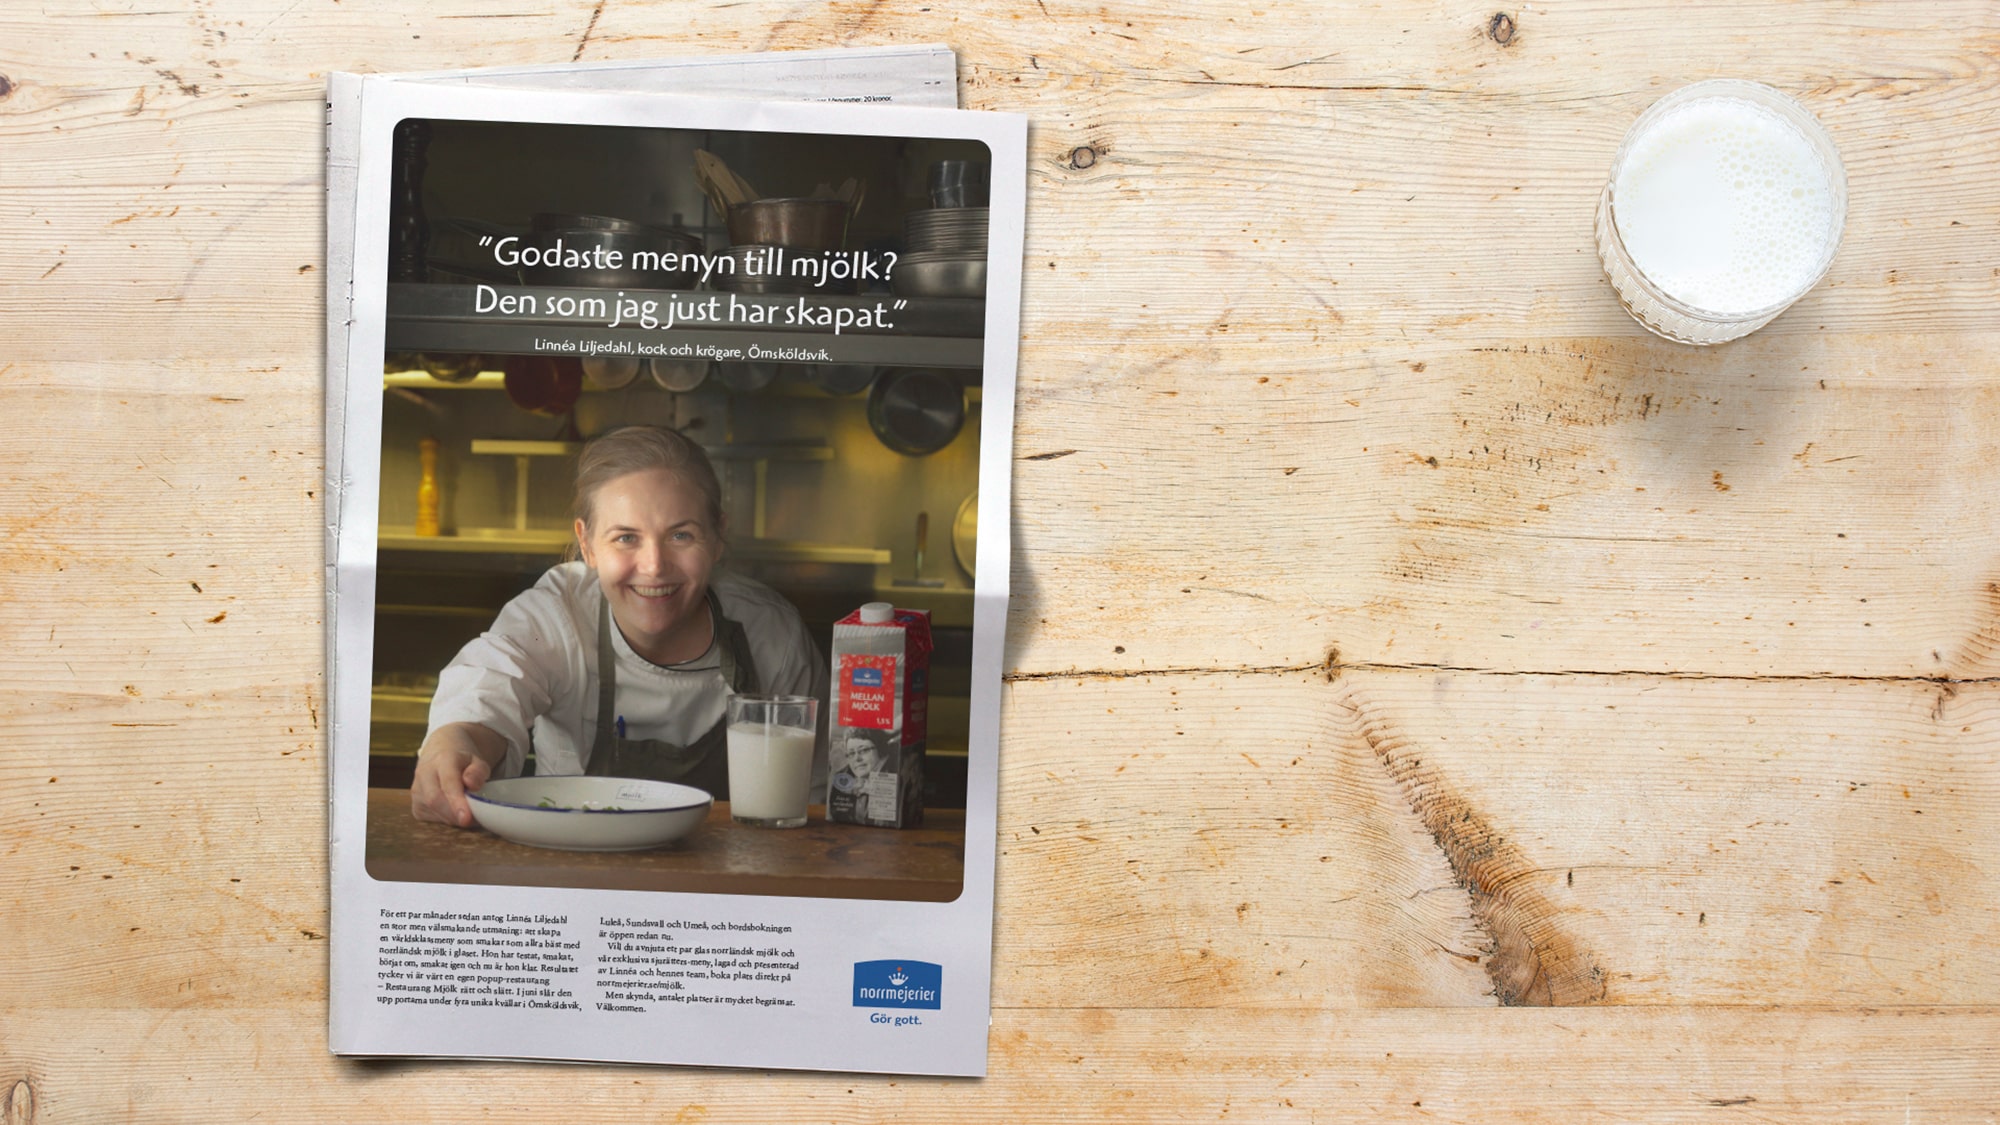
left=726, top=694, right=819, bottom=828
left=1595, top=80, right=1846, bottom=344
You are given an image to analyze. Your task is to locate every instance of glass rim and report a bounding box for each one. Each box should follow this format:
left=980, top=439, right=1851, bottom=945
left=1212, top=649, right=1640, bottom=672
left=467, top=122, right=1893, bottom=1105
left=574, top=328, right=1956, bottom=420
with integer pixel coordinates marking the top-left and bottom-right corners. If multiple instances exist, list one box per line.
left=1604, top=78, right=1848, bottom=324
left=727, top=692, right=818, bottom=717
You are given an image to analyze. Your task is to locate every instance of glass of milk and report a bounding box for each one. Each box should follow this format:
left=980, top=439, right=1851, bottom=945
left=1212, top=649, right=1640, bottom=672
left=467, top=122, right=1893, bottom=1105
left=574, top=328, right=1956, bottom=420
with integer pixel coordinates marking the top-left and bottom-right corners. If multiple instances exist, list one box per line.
left=1596, top=80, right=1846, bottom=344
left=726, top=694, right=819, bottom=828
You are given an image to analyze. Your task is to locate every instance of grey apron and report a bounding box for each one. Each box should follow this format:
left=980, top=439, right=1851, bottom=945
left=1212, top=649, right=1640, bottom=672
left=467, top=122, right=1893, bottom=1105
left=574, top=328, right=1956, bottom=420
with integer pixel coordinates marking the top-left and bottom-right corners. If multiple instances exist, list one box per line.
left=583, top=587, right=761, bottom=798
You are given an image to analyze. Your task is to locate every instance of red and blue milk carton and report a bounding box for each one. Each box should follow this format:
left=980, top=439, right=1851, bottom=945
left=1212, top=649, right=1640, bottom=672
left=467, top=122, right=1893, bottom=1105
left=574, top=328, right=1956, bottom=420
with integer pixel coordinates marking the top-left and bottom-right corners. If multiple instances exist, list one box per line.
left=827, top=601, right=932, bottom=828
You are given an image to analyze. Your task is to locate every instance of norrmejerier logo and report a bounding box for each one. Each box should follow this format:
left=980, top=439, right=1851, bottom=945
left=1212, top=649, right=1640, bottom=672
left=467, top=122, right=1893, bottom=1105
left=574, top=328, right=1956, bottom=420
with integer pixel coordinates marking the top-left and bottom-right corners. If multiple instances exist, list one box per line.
left=852, top=960, right=942, bottom=1009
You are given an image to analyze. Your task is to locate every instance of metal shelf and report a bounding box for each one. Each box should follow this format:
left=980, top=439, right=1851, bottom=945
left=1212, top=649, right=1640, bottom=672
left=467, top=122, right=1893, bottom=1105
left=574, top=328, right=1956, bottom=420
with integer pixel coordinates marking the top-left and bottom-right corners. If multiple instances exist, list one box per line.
left=469, top=439, right=580, bottom=456
left=383, top=371, right=509, bottom=390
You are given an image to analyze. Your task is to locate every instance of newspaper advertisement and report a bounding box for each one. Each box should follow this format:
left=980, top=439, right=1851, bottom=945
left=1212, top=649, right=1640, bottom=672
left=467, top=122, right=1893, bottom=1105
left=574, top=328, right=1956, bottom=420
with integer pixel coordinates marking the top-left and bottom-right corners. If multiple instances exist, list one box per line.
left=326, top=58, right=1021, bottom=1077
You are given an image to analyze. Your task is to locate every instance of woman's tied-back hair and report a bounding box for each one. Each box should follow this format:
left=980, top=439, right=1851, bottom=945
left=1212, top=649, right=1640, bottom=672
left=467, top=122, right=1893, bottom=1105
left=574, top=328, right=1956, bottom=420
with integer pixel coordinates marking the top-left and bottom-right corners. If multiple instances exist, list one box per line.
left=568, top=426, right=724, bottom=560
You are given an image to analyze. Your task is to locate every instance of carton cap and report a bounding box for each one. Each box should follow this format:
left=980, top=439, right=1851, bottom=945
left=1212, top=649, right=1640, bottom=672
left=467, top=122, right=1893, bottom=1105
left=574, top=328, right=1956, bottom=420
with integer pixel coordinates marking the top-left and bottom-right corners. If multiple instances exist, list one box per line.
left=859, top=601, right=895, bottom=624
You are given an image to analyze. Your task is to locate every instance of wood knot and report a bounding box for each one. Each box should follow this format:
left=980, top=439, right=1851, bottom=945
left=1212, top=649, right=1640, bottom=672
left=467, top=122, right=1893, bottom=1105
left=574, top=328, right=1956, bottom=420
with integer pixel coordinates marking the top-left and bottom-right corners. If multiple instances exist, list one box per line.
left=1069, top=144, right=1099, bottom=170
left=0, top=75, right=14, bottom=100
left=5, top=1077, right=37, bottom=1125
left=1488, top=11, right=1517, bottom=45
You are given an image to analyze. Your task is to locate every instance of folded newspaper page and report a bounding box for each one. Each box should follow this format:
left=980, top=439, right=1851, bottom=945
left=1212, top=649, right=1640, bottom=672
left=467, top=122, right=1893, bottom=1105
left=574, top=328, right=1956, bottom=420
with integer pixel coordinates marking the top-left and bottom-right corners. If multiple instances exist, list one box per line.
left=325, top=53, right=1020, bottom=1077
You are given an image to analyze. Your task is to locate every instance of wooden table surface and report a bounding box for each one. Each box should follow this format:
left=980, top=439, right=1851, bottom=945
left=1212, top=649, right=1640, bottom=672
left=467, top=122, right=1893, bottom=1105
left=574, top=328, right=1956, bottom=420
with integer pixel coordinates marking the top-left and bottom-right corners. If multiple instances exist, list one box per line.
left=3, top=2, right=1998, bottom=1122
left=364, top=789, right=965, bottom=902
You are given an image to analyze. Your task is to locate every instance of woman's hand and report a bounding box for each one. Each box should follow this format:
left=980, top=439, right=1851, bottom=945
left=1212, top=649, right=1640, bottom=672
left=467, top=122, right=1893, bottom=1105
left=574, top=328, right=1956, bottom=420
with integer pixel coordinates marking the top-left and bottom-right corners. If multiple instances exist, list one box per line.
left=410, top=722, right=508, bottom=827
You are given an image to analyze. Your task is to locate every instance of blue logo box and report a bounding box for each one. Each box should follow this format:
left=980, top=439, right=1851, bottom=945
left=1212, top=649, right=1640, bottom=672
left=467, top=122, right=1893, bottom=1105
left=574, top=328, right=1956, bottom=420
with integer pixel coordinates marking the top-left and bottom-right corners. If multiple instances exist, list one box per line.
left=852, top=960, right=942, bottom=1009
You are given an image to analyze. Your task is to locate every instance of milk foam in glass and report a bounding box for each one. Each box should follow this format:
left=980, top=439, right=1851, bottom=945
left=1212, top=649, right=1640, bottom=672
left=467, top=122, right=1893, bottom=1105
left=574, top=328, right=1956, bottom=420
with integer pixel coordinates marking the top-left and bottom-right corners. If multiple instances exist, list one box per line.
left=1596, top=80, right=1846, bottom=344
left=726, top=695, right=818, bottom=828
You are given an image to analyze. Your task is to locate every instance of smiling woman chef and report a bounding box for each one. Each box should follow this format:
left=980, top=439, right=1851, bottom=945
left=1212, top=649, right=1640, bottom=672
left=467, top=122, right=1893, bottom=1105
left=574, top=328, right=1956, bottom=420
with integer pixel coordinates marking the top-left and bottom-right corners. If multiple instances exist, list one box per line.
left=410, top=425, right=828, bottom=826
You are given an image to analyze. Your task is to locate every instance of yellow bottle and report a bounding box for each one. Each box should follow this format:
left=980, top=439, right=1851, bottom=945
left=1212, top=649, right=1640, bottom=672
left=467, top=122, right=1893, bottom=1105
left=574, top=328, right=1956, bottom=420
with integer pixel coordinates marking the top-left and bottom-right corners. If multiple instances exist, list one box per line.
left=415, top=437, right=441, bottom=537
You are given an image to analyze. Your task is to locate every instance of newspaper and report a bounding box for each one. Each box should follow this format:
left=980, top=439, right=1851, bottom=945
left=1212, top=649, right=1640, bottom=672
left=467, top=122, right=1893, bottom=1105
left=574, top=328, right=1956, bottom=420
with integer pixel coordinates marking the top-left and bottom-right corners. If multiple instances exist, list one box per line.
left=325, top=50, right=1020, bottom=1077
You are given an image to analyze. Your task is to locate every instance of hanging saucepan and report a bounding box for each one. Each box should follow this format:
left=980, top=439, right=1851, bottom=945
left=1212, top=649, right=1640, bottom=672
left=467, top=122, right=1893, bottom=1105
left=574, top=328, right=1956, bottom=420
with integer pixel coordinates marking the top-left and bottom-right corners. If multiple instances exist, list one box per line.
left=503, top=355, right=584, bottom=416
left=581, top=356, right=640, bottom=390
left=812, top=363, right=878, bottom=396
left=648, top=357, right=710, bottom=393
left=713, top=361, right=784, bottom=394
left=867, top=369, right=964, bottom=456
left=420, top=352, right=483, bottom=384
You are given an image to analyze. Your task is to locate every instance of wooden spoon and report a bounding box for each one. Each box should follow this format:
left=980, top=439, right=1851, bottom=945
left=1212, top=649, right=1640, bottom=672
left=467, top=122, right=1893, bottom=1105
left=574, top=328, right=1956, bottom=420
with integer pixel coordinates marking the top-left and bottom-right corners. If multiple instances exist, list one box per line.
left=693, top=151, right=737, bottom=217
left=694, top=149, right=755, bottom=210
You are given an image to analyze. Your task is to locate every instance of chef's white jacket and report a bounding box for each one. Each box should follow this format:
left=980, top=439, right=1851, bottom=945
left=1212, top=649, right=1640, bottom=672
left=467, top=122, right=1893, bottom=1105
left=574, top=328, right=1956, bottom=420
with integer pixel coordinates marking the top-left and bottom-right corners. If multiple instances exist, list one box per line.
left=427, top=562, right=828, bottom=784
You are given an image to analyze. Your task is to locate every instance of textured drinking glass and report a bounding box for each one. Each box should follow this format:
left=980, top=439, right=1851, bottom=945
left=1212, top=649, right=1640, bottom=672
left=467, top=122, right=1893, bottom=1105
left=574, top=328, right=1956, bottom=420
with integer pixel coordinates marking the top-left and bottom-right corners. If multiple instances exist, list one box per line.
left=725, top=694, right=818, bottom=828
left=1596, top=80, right=1846, bottom=345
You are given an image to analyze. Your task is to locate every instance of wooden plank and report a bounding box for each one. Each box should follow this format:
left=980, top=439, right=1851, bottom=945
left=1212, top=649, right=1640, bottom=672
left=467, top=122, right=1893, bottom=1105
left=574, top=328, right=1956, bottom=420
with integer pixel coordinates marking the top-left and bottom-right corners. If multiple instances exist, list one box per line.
left=1327, top=669, right=2000, bottom=1006
left=994, top=672, right=2000, bottom=1008
left=1007, top=335, right=2000, bottom=677
left=1, top=1007, right=1995, bottom=1123
left=993, top=674, right=1494, bottom=1009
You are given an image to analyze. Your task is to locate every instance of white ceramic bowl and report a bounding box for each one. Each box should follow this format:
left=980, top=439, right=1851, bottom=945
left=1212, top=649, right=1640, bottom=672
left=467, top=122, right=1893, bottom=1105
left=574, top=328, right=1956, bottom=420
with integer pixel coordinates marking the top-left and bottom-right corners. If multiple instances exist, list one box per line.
left=467, top=776, right=712, bottom=852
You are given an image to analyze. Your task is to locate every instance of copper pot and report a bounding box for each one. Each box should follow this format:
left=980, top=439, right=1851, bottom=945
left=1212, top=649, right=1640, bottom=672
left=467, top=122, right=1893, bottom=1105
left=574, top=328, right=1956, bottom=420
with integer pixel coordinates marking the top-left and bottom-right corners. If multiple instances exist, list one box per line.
left=726, top=198, right=849, bottom=251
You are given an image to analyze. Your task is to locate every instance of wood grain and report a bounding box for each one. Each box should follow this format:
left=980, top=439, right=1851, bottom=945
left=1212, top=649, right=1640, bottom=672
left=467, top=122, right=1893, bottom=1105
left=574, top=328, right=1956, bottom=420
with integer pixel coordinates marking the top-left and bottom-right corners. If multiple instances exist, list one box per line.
left=3, top=0, right=1998, bottom=1119
left=1008, top=334, right=2000, bottom=676
left=1, top=1007, right=1996, bottom=1123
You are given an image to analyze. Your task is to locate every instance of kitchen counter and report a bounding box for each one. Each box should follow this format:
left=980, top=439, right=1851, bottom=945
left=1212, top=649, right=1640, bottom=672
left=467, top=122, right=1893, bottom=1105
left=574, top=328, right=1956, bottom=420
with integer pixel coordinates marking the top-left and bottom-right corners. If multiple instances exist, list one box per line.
left=364, top=788, right=964, bottom=902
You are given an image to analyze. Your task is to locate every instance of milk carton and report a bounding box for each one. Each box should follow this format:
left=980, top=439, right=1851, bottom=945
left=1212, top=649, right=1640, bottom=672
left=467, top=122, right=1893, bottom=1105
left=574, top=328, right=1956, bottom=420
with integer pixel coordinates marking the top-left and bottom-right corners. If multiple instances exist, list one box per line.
left=826, top=601, right=931, bottom=828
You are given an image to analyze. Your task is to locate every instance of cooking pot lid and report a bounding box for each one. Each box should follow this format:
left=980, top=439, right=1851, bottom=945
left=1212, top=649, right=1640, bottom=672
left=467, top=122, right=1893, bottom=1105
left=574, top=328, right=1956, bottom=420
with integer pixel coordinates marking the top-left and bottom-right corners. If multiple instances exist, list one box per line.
left=868, top=369, right=964, bottom=456
left=648, top=357, right=710, bottom=393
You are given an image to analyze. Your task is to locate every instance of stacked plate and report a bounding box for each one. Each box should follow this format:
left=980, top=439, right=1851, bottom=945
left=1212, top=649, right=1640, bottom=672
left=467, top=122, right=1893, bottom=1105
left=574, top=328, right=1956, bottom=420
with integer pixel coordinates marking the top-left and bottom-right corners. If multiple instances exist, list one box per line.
left=904, top=207, right=988, bottom=254
left=896, top=207, right=988, bottom=299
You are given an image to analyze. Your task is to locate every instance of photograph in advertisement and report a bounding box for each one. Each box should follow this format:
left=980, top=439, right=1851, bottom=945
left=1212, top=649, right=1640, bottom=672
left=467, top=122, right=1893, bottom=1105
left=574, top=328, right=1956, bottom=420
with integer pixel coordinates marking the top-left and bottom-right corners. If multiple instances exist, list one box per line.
left=363, top=117, right=989, bottom=903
